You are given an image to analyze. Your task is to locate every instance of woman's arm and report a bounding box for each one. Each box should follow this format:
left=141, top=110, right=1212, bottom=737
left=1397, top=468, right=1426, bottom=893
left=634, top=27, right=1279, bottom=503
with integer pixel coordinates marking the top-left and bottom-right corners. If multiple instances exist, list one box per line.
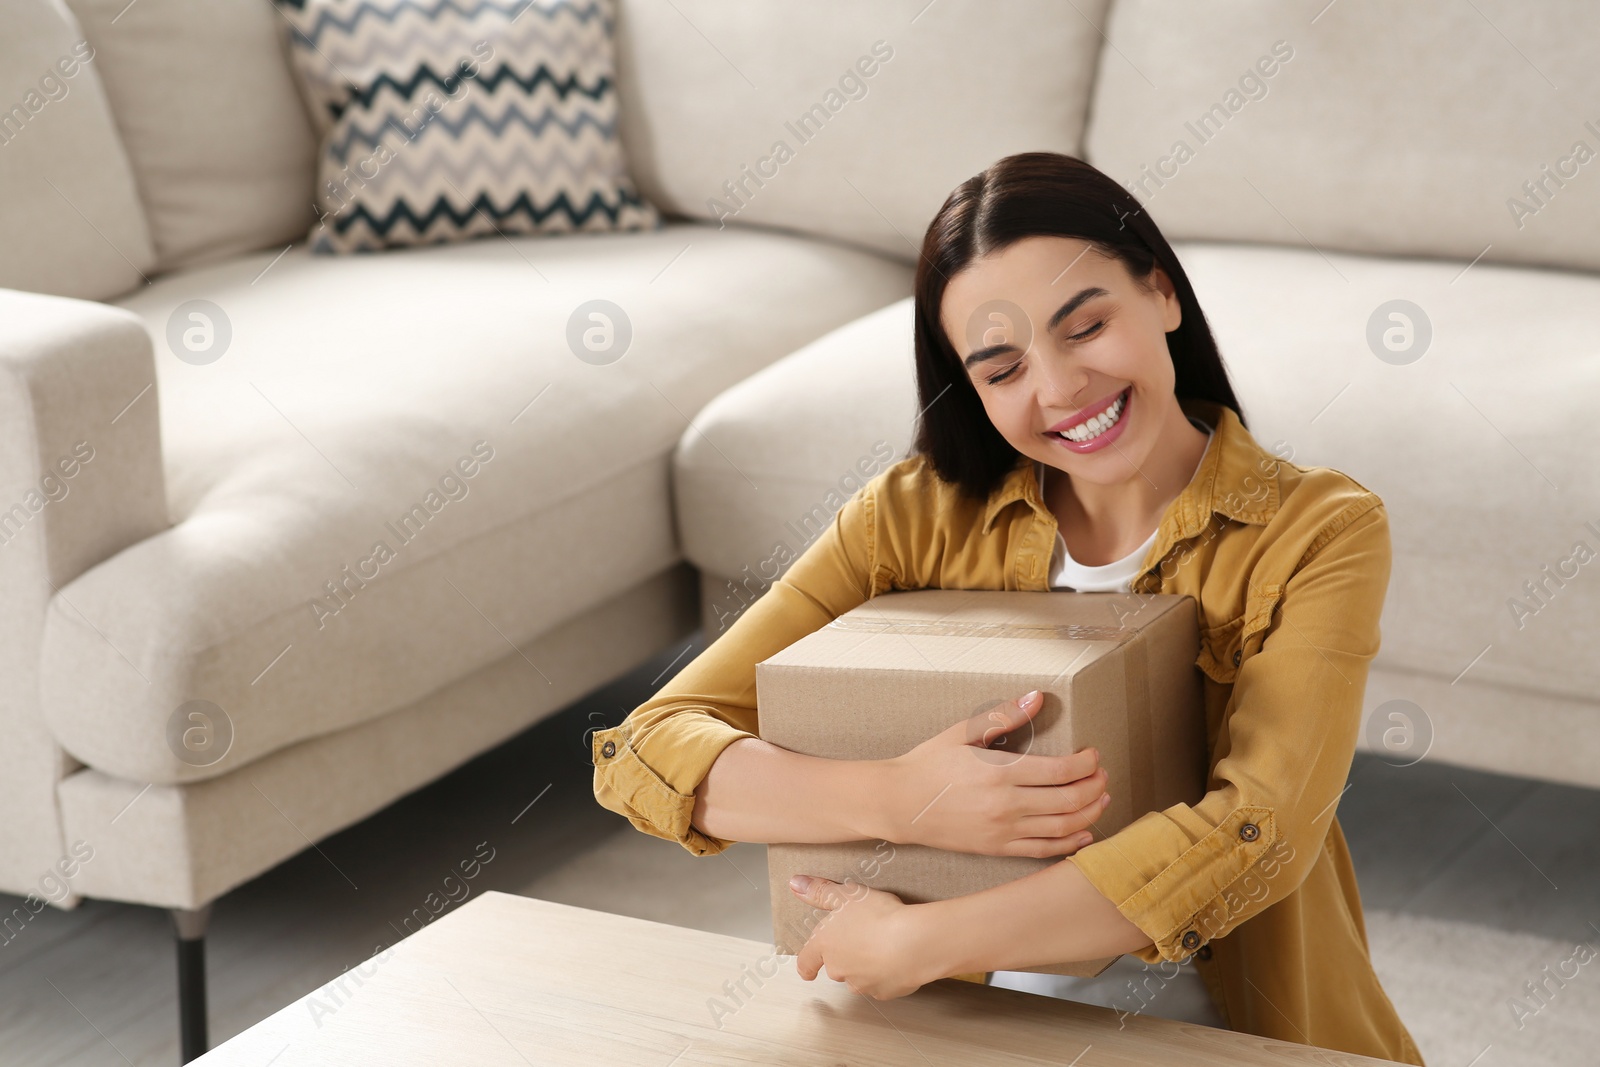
left=1060, top=498, right=1393, bottom=962
left=594, top=467, right=1108, bottom=858
left=789, top=858, right=1151, bottom=995
left=691, top=736, right=892, bottom=844
left=793, top=498, right=1391, bottom=992
left=593, top=481, right=884, bottom=856
left=916, top=856, right=1153, bottom=975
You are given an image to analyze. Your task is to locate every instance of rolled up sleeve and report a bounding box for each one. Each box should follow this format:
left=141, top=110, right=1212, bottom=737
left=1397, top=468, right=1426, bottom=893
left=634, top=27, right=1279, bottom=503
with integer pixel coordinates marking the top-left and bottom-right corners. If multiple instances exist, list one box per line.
left=1069, top=499, right=1392, bottom=962
left=592, top=480, right=881, bottom=856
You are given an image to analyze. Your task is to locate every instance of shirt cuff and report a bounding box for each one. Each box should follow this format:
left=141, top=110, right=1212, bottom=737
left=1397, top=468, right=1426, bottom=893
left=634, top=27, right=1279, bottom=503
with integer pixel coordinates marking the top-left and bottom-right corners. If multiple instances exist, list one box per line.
left=1068, top=803, right=1280, bottom=961
left=591, top=713, right=758, bottom=857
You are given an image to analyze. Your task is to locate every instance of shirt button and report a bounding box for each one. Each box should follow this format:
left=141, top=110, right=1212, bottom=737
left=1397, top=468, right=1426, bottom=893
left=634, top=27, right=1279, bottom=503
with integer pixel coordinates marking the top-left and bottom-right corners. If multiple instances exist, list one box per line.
left=601, top=740, right=616, bottom=759
left=1239, top=821, right=1260, bottom=842
left=1181, top=930, right=1201, bottom=951
left=1196, top=944, right=1213, bottom=961
left=1232, top=649, right=1242, bottom=667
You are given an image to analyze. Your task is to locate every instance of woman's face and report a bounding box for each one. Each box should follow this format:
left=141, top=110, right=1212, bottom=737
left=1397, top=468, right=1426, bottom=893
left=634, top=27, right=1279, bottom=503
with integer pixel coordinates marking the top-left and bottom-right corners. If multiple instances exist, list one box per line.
left=938, top=235, right=1184, bottom=490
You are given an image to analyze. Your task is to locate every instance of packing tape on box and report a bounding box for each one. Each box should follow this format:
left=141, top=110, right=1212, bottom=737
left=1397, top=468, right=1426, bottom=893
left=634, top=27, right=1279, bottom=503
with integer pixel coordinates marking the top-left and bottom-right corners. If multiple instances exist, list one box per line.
left=1120, top=627, right=1156, bottom=824
left=825, top=616, right=1138, bottom=643
left=826, top=612, right=1157, bottom=821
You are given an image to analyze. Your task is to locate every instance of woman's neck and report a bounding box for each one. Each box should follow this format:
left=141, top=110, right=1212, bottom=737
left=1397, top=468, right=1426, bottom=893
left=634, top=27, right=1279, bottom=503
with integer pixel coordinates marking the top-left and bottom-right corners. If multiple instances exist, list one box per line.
left=1044, top=403, right=1211, bottom=566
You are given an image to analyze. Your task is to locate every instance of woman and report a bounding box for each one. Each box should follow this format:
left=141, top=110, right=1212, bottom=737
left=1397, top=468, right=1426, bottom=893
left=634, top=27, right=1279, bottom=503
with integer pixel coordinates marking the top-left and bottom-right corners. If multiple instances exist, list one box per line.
left=591, top=152, right=1423, bottom=1065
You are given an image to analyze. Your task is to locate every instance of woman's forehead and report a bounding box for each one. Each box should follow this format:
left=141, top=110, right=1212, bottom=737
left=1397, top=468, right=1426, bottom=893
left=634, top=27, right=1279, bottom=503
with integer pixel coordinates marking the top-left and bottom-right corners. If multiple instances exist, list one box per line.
left=940, top=239, right=1117, bottom=335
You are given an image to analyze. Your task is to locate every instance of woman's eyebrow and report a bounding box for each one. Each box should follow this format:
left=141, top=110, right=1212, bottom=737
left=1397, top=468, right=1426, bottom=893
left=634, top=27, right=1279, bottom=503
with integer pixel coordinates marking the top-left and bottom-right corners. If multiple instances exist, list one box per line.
left=1047, top=286, right=1111, bottom=330
left=962, top=286, right=1111, bottom=369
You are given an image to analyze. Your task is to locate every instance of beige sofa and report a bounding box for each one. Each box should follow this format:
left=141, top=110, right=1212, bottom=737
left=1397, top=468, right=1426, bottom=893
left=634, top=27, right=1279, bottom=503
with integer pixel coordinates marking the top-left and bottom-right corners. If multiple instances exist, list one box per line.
left=2, top=0, right=1597, bottom=1059
left=0, top=0, right=1111, bottom=1058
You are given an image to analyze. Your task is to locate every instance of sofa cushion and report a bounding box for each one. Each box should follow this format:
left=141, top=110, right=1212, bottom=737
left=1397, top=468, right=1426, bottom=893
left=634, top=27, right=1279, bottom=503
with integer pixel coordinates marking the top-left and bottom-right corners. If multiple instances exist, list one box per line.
left=675, top=297, right=919, bottom=634
left=0, top=0, right=155, bottom=300
left=673, top=243, right=1600, bottom=708
left=276, top=0, right=660, bottom=252
left=57, top=563, right=696, bottom=909
left=39, top=223, right=912, bottom=785
left=612, top=0, right=1110, bottom=263
left=1084, top=0, right=1600, bottom=273
left=66, top=0, right=321, bottom=271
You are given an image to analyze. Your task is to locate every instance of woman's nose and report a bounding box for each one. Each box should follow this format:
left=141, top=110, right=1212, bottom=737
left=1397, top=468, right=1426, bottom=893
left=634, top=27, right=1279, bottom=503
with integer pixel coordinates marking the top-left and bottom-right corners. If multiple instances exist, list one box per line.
left=1035, top=355, right=1086, bottom=407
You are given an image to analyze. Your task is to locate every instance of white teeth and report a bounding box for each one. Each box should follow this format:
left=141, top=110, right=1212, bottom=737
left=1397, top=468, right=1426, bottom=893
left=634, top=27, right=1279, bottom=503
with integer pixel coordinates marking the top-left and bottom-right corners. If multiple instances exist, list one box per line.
left=1057, top=392, right=1126, bottom=442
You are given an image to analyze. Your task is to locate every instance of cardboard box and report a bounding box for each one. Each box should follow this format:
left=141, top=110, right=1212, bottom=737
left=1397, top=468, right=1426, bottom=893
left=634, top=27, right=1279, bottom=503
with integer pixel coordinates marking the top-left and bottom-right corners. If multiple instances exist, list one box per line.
left=758, top=588, right=1207, bottom=978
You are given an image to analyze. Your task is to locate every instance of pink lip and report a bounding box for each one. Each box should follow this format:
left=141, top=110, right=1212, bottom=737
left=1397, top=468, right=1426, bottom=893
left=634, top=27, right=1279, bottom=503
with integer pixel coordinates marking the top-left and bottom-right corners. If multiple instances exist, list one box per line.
left=1045, top=386, right=1133, bottom=455
left=1046, top=387, right=1129, bottom=434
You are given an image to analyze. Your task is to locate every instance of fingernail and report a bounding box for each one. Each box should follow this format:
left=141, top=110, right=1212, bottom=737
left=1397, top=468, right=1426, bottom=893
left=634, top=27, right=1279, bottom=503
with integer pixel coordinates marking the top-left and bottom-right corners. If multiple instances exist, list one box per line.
left=1074, top=832, right=1093, bottom=846
left=789, top=874, right=812, bottom=893
left=1022, top=689, right=1041, bottom=705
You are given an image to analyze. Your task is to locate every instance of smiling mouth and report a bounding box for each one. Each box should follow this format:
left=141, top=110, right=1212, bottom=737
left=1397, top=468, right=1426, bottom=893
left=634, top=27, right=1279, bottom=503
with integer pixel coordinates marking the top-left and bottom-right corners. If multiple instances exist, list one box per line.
left=1047, top=387, right=1130, bottom=443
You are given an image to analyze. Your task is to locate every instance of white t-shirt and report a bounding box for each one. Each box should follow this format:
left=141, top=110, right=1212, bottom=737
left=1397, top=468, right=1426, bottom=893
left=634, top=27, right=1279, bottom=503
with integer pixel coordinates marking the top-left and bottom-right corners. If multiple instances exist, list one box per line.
left=1040, top=415, right=1215, bottom=593
left=994, top=413, right=1225, bottom=1028
left=988, top=953, right=1227, bottom=1028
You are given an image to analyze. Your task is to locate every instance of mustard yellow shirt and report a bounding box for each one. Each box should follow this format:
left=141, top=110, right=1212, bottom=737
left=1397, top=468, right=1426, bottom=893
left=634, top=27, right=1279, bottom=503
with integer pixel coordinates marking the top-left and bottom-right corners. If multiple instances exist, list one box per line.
left=592, top=396, right=1425, bottom=1066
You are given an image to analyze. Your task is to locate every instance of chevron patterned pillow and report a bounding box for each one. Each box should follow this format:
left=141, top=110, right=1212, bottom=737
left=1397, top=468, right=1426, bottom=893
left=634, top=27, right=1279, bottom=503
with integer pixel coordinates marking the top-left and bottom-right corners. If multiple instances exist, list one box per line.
left=276, top=0, right=659, bottom=252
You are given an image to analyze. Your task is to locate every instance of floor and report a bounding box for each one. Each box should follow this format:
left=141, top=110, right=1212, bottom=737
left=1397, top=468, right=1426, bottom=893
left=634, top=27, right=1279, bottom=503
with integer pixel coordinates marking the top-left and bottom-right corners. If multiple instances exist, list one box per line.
left=2, top=633, right=1596, bottom=1066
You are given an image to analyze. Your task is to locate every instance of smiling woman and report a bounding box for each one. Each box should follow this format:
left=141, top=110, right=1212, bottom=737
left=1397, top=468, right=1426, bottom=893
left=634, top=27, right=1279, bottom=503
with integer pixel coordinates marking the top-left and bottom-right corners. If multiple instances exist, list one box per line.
left=902, top=152, right=1413, bottom=1059
left=592, top=151, right=1422, bottom=1067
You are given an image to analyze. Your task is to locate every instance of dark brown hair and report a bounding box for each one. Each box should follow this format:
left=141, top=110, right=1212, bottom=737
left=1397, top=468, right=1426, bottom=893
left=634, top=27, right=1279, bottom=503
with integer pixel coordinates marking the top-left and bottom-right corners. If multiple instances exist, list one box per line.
left=911, top=151, right=1245, bottom=502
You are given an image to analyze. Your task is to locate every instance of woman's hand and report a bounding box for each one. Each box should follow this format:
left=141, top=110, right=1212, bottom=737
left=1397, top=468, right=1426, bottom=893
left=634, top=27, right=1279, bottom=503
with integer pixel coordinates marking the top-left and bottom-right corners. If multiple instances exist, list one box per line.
left=880, top=689, right=1110, bottom=857
left=789, top=874, right=940, bottom=999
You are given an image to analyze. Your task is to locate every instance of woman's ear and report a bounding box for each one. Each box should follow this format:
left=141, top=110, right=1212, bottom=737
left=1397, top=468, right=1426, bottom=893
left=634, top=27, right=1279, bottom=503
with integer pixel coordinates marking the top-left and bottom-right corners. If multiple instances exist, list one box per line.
left=1153, top=265, right=1183, bottom=333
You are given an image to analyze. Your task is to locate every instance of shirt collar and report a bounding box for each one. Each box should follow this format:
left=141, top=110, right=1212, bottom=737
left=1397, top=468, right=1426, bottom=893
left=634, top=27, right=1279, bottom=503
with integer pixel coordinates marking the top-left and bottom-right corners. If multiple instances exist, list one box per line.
left=979, top=396, right=1280, bottom=537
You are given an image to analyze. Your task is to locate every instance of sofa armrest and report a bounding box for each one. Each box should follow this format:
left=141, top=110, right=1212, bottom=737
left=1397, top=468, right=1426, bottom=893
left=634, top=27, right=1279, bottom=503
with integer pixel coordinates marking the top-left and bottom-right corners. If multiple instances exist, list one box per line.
left=0, top=288, right=168, bottom=902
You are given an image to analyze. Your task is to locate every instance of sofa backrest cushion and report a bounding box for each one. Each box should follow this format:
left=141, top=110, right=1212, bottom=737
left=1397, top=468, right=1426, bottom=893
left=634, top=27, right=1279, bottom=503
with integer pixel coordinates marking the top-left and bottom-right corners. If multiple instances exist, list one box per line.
left=66, top=0, right=321, bottom=272
left=0, top=0, right=156, bottom=300
left=612, top=0, right=1110, bottom=263
left=1085, top=0, right=1600, bottom=273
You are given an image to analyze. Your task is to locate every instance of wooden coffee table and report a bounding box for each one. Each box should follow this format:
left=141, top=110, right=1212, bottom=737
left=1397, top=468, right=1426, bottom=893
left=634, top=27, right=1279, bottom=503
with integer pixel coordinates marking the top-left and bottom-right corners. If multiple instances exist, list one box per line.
left=193, top=890, right=1395, bottom=1065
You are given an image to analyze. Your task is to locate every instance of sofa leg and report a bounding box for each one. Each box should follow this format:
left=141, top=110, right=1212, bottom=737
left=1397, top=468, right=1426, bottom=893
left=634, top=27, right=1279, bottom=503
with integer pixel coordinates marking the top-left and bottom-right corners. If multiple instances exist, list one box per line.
left=170, top=905, right=213, bottom=1063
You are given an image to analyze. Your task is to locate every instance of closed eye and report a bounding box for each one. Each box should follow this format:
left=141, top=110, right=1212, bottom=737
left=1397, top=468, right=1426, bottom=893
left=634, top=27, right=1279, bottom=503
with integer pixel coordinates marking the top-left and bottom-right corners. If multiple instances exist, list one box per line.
left=983, top=321, right=1106, bottom=385
left=983, top=359, right=1023, bottom=386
